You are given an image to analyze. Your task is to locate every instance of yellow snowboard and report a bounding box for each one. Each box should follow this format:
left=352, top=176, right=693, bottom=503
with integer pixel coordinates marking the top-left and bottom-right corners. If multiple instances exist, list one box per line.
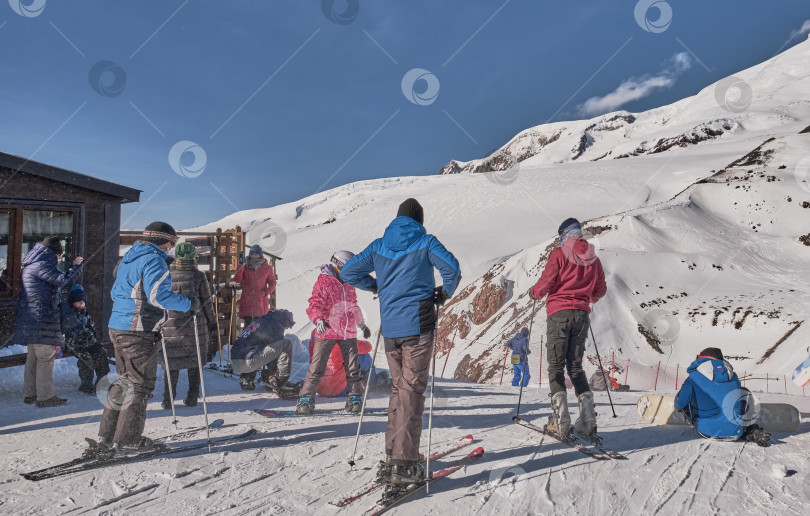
left=636, top=394, right=801, bottom=433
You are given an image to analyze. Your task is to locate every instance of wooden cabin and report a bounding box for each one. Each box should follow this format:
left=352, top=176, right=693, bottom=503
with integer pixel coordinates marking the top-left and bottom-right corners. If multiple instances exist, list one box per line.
left=0, top=151, right=140, bottom=362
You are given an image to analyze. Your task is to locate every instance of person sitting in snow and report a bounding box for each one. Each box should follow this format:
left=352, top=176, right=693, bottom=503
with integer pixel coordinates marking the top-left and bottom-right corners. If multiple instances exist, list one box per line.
left=589, top=365, right=629, bottom=392
left=506, top=327, right=531, bottom=387
left=230, top=309, right=295, bottom=391
left=61, top=285, right=110, bottom=394
left=296, top=251, right=371, bottom=415
left=674, top=347, right=770, bottom=447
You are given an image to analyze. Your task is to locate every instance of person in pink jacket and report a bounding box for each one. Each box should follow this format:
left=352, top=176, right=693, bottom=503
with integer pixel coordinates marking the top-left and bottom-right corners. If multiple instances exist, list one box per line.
left=530, top=218, right=606, bottom=440
left=296, top=251, right=372, bottom=415
left=232, top=245, right=277, bottom=325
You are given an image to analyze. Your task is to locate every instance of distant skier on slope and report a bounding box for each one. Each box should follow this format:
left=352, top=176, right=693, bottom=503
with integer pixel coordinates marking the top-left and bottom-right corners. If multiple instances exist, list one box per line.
left=674, top=347, right=770, bottom=446
left=506, top=327, right=531, bottom=387
left=530, top=218, right=606, bottom=440
left=340, top=198, right=461, bottom=501
left=295, top=251, right=371, bottom=415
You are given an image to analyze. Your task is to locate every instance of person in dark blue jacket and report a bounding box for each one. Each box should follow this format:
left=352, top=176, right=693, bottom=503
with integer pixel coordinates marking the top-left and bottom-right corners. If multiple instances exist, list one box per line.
left=15, top=236, right=83, bottom=407
left=97, top=222, right=194, bottom=457
left=340, top=198, right=461, bottom=495
left=506, top=327, right=531, bottom=387
left=230, top=309, right=295, bottom=389
left=674, top=347, right=770, bottom=446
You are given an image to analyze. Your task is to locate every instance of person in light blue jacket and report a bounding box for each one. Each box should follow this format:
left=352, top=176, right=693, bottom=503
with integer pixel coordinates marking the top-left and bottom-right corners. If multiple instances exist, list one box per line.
left=506, top=327, right=531, bottom=387
left=98, top=222, right=194, bottom=457
left=340, top=198, right=460, bottom=493
left=674, top=347, right=770, bottom=446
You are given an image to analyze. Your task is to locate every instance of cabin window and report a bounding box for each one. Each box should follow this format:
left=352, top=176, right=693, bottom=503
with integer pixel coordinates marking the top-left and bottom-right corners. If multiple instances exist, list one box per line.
left=0, top=211, right=10, bottom=295
left=22, top=210, right=74, bottom=272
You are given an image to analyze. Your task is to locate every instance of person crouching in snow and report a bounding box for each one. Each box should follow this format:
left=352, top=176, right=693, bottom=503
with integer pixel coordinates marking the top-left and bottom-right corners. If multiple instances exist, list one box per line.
left=230, top=309, right=295, bottom=391
left=674, top=347, right=770, bottom=447
left=506, top=327, right=531, bottom=387
left=296, top=251, right=371, bottom=415
left=62, top=285, right=110, bottom=394
left=530, top=218, right=606, bottom=440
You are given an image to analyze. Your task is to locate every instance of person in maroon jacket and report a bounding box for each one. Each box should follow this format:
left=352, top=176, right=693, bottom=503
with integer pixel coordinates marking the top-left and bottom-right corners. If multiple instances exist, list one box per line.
left=530, top=218, right=606, bottom=440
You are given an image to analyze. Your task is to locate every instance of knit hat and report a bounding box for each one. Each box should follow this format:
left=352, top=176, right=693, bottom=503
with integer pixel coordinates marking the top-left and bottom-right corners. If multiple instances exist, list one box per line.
left=174, top=242, right=197, bottom=260
left=519, top=326, right=529, bottom=337
left=68, top=284, right=86, bottom=304
left=249, top=245, right=263, bottom=256
left=331, top=250, right=355, bottom=270
left=42, top=236, right=63, bottom=256
left=142, top=221, right=178, bottom=246
left=397, top=198, right=424, bottom=226
left=558, top=218, right=581, bottom=236
left=272, top=309, right=296, bottom=328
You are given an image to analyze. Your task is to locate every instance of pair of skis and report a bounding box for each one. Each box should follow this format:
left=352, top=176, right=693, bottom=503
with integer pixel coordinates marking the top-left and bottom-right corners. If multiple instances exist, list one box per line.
left=253, top=408, right=387, bottom=419
left=328, top=434, right=484, bottom=515
left=514, top=416, right=626, bottom=460
left=21, top=419, right=256, bottom=481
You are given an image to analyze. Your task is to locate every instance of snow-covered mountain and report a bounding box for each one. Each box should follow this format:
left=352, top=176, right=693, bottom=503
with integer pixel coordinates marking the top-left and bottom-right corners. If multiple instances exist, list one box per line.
left=196, top=39, right=810, bottom=385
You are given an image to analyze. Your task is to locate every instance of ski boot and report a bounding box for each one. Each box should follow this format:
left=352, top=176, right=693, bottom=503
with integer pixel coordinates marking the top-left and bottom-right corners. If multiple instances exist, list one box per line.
left=83, top=436, right=115, bottom=459
left=239, top=373, right=256, bottom=391
left=544, top=391, right=573, bottom=440
left=380, top=462, right=428, bottom=503
left=573, top=391, right=599, bottom=443
left=183, top=394, right=198, bottom=407
left=278, top=380, right=303, bottom=399
left=744, top=424, right=771, bottom=447
left=161, top=393, right=173, bottom=410
left=78, top=379, right=95, bottom=395
left=113, top=436, right=166, bottom=458
left=345, top=394, right=363, bottom=414
left=376, top=454, right=393, bottom=483
left=295, top=396, right=315, bottom=415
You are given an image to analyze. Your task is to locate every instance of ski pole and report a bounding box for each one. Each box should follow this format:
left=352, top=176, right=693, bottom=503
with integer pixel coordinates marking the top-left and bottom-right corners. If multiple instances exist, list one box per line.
left=425, top=301, right=440, bottom=495
left=348, top=323, right=383, bottom=468
left=193, top=314, right=213, bottom=449
left=589, top=324, right=617, bottom=418
left=513, top=298, right=537, bottom=422
left=160, top=337, right=178, bottom=429
left=213, top=284, right=222, bottom=369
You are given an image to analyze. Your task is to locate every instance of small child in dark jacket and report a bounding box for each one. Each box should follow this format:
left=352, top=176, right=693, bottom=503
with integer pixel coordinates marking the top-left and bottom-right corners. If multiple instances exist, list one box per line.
left=62, top=285, right=110, bottom=394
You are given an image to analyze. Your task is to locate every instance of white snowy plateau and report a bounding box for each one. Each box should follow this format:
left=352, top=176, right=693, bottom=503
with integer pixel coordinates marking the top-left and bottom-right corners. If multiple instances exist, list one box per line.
left=2, top=39, right=810, bottom=516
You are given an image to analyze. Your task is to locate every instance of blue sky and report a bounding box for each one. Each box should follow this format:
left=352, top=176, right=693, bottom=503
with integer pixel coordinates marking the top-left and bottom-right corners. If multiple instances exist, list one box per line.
left=1, top=0, right=809, bottom=230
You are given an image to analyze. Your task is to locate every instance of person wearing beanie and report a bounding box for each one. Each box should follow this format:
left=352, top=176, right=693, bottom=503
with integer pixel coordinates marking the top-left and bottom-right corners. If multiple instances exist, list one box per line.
left=62, top=285, right=110, bottom=395
left=99, top=222, right=195, bottom=457
left=296, top=251, right=370, bottom=415
left=506, top=327, right=531, bottom=387
left=14, top=236, right=84, bottom=408
left=530, top=217, right=606, bottom=441
left=674, top=346, right=771, bottom=447
left=161, top=242, right=218, bottom=408
left=340, top=198, right=461, bottom=498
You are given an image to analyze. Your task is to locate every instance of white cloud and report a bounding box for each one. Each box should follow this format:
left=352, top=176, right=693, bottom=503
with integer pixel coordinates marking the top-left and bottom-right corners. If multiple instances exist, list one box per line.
left=578, top=52, right=693, bottom=117
left=788, top=19, right=810, bottom=41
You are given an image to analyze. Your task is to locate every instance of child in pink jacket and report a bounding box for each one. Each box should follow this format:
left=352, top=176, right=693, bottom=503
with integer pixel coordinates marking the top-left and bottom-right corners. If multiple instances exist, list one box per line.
left=296, top=251, right=371, bottom=415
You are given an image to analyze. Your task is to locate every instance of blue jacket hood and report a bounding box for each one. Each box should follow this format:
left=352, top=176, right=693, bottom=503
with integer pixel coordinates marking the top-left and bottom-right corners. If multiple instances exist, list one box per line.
left=686, top=357, right=736, bottom=384
left=382, top=217, right=426, bottom=252
left=123, top=241, right=168, bottom=264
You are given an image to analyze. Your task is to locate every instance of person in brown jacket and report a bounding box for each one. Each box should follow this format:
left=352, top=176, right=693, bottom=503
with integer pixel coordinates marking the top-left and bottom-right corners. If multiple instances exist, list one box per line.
left=161, top=242, right=217, bottom=408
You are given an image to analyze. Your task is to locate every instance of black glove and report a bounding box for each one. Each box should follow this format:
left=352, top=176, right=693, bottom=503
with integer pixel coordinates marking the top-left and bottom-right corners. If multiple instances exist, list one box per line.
left=316, top=319, right=331, bottom=335
left=433, top=286, right=449, bottom=306
left=187, top=297, right=201, bottom=314
left=368, top=285, right=378, bottom=295
left=358, top=323, right=371, bottom=339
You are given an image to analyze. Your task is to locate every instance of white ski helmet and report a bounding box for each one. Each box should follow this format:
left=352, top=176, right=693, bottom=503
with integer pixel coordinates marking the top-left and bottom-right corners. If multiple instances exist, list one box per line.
left=331, top=250, right=355, bottom=270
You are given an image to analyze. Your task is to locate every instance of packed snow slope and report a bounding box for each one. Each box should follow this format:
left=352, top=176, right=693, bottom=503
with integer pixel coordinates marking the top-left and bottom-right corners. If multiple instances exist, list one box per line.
left=0, top=366, right=809, bottom=515
left=196, top=40, right=810, bottom=383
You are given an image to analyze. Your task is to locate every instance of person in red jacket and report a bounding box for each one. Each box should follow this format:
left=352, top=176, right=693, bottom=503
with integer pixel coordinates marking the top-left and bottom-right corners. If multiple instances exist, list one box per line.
left=232, top=245, right=277, bottom=325
left=530, top=218, right=606, bottom=440
left=296, top=251, right=371, bottom=415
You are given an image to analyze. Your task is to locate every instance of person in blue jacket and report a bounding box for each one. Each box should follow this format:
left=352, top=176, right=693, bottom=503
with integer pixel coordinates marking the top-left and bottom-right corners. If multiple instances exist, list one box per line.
left=97, top=222, right=196, bottom=457
left=674, top=347, right=770, bottom=446
left=340, top=198, right=461, bottom=497
left=506, top=327, right=531, bottom=387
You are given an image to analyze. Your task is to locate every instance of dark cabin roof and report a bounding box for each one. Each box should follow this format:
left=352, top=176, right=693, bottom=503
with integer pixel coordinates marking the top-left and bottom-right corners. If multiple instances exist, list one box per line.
left=0, top=151, right=141, bottom=203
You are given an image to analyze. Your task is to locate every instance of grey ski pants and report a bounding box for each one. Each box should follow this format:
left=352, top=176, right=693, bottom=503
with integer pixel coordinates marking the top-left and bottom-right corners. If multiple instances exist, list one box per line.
left=384, top=330, right=434, bottom=466
left=299, top=337, right=363, bottom=397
